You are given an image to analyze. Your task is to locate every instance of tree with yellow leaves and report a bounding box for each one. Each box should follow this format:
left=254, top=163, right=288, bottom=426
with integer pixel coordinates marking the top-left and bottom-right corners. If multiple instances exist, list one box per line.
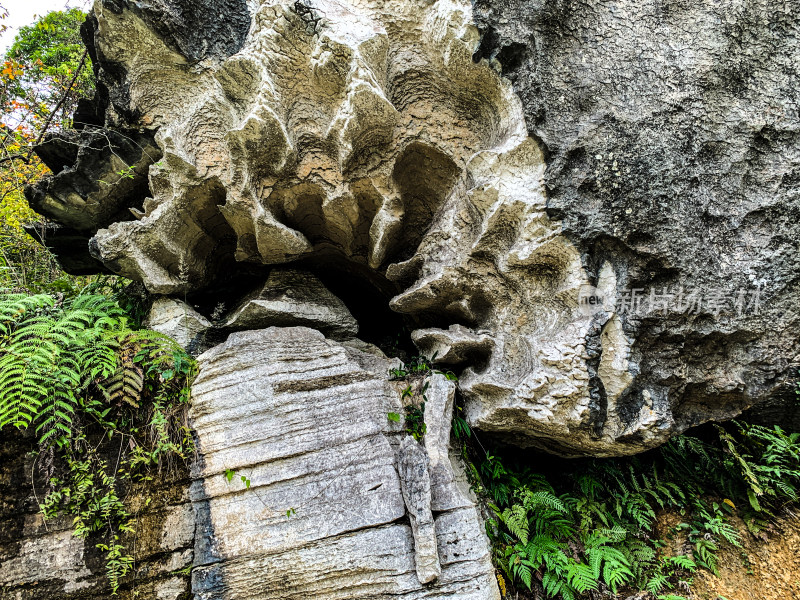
left=0, top=6, right=94, bottom=291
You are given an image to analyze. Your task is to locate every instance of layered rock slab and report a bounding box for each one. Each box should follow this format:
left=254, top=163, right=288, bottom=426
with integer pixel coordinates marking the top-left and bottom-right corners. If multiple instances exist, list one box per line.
left=188, top=327, right=499, bottom=600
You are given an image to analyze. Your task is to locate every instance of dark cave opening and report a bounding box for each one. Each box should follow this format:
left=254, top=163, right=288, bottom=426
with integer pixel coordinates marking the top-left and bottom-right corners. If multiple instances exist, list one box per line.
left=182, top=249, right=419, bottom=359
left=182, top=241, right=486, bottom=363
left=293, top=250, right=416, bottom=357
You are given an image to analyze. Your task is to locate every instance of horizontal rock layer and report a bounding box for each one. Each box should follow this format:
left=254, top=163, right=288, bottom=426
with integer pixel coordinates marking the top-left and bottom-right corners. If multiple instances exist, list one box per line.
left=0, top=429, right=194, bottom=600
left=189, top=327, right=499, bottom=600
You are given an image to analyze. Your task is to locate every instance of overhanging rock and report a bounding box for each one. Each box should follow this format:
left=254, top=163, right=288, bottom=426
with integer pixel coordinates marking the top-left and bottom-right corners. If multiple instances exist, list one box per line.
left=25, top=0, right=800, bottom=454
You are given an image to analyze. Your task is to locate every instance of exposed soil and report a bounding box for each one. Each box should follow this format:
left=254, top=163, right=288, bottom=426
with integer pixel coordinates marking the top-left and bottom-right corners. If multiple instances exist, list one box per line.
left=688, top=510, right=800, bottom=600
left=653, top=508, right=800, bottom=600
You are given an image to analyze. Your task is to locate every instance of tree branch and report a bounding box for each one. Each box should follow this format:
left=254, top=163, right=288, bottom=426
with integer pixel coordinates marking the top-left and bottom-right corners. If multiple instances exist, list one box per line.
left=32, top=47, right=89, bottom=149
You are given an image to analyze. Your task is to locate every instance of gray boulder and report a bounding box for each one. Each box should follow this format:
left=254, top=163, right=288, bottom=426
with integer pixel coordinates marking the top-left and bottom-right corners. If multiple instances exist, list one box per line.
left=145, top=297, right=213, bottom=353
left=222, top=268, right=358, bottom=340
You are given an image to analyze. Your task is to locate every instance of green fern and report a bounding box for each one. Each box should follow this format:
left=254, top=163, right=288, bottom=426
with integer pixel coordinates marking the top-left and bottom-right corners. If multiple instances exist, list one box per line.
left=500, top=504, right=531, bottom=545
left=0, top=291, right=196, bottom=594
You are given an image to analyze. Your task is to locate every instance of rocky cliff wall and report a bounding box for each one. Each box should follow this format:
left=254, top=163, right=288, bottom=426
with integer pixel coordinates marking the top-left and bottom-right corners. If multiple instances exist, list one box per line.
left=24, top=0, right=800, bottom=458
left=3, top=0, right=799, bottom=597
left=0, top=429, right=195, bottom=599
left=472, top=0, right=800, bottom=435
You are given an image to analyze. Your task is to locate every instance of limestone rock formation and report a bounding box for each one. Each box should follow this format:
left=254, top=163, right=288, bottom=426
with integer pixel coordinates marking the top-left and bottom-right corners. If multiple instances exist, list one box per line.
left=189, top=327, right=498, bottom=599
left=146, top=297, right=213, bottom=352
left=8, top=0, right=800, bottom=596
left=25, top=0, right=800, bottom=460
left=471, top=0, right=800, bottom=444
left=222, top=268, right=358, bottom=339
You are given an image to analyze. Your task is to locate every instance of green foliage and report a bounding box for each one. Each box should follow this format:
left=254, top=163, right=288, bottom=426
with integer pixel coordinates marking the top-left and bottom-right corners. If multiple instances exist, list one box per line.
left=0, top=290, right=196, bottom=594
left=452, top=405, right=471, bottom=439
left=224, top=468, right=251, bottom=488
left=405, top=402, right=427, bottom=441
left=96, top=536, right=134, bottom=594
left=0, top=198, right=76, bottom=293
left=1, top=8, right=96, bottom=295
left=461, top=421, right=800, bottom=599
left=387, top=354, right=458, bottom=441
left=6, top=8, right=94, bottom=124
left=8, top=9, right=87, bottom=71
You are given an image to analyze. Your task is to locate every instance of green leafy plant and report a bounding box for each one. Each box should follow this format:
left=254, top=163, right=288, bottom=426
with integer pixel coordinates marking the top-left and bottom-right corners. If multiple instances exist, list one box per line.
left=387, top=354, right=459, bottom=441
left=224, top=468, right=251, bottom=489
left=452, top=405, right=471, bottom=439
left=0, top=290, right=196, bottom=594
left=405, top=403, right=427, bottom=441
left=458, top=419, right=800, bottom=599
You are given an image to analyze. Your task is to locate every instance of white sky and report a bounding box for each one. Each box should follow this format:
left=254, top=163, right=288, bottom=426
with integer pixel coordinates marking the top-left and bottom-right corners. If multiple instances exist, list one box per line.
left=1, top=0, right=91, bottom=54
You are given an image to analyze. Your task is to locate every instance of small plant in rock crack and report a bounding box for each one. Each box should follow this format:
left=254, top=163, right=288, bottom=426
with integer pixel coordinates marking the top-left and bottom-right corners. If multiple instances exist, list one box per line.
left=387, top=353, right=458, bottom=381
left=388, top=356, right=429, bottom=379
left=452, top=405, right=471, bottom=440
left=99, top=164, right=137, bottom=186
left=387, top=354, right=458, bottom=441
left=405, top=403, right=427, bottom=441
left=224, top=468, right=251, bottom=488
left=387, top=382, right=427, bottom=440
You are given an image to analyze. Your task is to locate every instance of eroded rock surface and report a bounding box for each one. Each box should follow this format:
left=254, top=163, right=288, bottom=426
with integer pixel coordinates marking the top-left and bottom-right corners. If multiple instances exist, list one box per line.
left=472, top=0, right=800, bottom=449
left=189, top=327, right=498, bottom=599
left=26, top=0, right=800, bottom=455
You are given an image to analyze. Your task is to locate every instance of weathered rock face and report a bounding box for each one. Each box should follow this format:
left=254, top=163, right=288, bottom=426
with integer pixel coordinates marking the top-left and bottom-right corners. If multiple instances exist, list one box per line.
left=189, top=327, right=499, bottom=599
left=26, top=1, right=800, bottom=452
left=0, top=429, right=195, bottom=600
left=10, top=0, right=800, bottom=594
left=471, top=0, right=800, bottom=445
